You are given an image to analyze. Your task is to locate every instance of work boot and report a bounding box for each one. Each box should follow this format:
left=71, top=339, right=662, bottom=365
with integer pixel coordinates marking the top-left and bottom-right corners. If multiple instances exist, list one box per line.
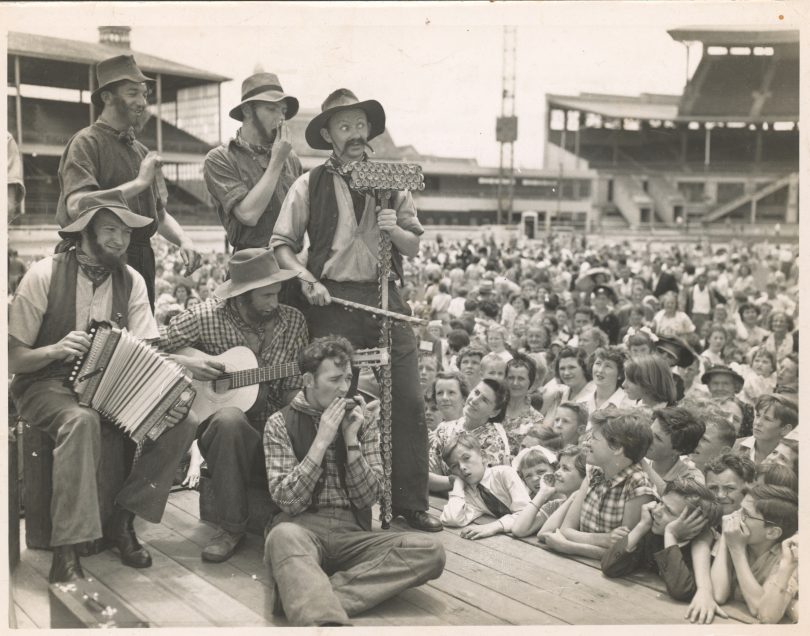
left=201, top=528, right=244, bottom=563
left=75, top=538, right=109, bottom=557
left=49, top=545, right=84, bottom=583
left=393, top=509, right=443, bottom=532
left=105, top=506, right=152, bottom=568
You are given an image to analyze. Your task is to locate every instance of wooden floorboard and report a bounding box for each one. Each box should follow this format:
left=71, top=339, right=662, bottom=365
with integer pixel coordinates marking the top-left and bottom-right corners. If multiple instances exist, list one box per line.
left=12, top=602, right=39, bottom=629
left=11, top=489, right=757, bottom=627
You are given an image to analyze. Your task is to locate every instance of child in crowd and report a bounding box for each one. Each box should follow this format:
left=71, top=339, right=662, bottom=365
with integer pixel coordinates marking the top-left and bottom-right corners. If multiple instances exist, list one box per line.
left=704, top=451, right=756, bottom=516
left=735, top=394, right=798, bottom=465
left=755, top=462, right=798, bottom=492
left=710, top=484, right=798, bottom=623
left=645, top=406, right=706, bottom=493
left=551, top=401, right=588, bottom=447
left=544, top=410, right=656, bottom=559
left=625, top=331, right=655, bottom=359
left=513, top=447, right=557, bottom=497
left=699, top=326, right=728, bottom=368
left=456, top=345, right=486, bottom=392
left=512, top=445, right=587, bottom=537
left=763, top=437, right=798, bottom=477
left=480, top=352, right=507, bottom=382
left=602, top=478, right=722, bottom=602
left=731, top=346, right=777, bottom=405
left=440, top=433, right=530, bottom=540
left=688, top=403, right=739, bottom=472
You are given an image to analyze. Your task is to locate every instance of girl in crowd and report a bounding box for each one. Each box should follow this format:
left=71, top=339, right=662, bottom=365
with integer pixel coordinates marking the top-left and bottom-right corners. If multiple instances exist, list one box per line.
left=652, top=291, right=695, bottom=338
left=431, top=371, right=469, bottom=424
left=762, top=312, right=795, bottom=362
left=587, top=346, right=631, bottom=414
left=623, top=355, right=678, bottom=409
left=502, top=354, right=545, bottom=453
left=428, top=379, right=511, bottom=493
left=731, top=346, right=777, bottom=405
left=542, top=346, right=595, bottom=424
left=700, top=325, right=728, bottom=368
left=735, top=303, right=769, bottom=352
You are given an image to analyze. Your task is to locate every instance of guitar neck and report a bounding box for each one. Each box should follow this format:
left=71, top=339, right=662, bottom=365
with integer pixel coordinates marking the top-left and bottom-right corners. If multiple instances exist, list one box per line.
left=227, top=362, right=300, bottom=389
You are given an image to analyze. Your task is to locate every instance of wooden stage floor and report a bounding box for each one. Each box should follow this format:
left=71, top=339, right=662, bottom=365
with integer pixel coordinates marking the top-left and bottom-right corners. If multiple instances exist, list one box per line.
left=11, top=492, right=756, bottom=628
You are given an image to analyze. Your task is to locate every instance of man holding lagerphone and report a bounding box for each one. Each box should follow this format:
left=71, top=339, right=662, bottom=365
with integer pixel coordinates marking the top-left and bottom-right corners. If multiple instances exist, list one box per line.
left=203, top=72, right=303, bottom=254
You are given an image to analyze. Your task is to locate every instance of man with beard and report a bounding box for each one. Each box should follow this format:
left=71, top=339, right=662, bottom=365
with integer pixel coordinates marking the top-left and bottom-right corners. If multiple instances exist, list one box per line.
left=271, top=89, right=442, bottom=532
left=8, top=190, right=197, bottom=583
left=203, top=72, right=302, bottom=252
left=159, top=248, right=309, bottom=562
left=57, top=55, right=201, bottom=310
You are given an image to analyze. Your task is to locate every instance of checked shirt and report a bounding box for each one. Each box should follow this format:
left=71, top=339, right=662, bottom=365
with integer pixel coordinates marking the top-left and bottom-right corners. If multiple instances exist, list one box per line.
left=579, top=463, right=656, bottom=533
left=158, top=298, right=308, bottom=422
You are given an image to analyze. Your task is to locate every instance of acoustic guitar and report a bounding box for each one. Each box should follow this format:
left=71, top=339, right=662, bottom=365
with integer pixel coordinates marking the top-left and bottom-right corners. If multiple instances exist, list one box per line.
left=176, top=346, right=388, bottom=421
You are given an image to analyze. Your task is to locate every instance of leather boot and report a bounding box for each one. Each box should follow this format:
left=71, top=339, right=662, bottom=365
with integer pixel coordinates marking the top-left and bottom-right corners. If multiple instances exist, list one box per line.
left=105, top=506, right=152, bottom=568
left=393, top=508, right=443, bottom=532
left=49, top=545, right=84, bottom=583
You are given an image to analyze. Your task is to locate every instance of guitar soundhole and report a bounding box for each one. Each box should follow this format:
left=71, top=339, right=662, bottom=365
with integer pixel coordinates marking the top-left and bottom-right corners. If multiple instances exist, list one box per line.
left=213, top=379, right=231, bottom=394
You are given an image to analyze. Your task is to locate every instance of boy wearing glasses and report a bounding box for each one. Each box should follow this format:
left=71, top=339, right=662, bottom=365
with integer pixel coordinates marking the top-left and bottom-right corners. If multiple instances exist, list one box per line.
left=710, top=484, right=798, bottom=623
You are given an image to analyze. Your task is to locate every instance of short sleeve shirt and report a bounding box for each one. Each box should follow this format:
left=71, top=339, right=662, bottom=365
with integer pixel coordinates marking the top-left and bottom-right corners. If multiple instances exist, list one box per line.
left=579, top=464, right=657, bottom=533
left=57, top=123, right=161, bottom=242
left=203, top=137, right=302, bottom=249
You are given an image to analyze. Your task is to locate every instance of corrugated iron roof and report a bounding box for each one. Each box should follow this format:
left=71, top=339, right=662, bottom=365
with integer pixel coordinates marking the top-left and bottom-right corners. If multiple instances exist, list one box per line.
left=8, top=31, right=230, bottom=83
left=667, top=26, right=799, bottom=46
left=547, top=94, right=681, bottom=121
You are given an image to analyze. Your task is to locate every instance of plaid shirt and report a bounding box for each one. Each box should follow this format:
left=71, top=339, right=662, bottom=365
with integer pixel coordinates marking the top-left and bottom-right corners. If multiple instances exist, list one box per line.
left=158, top=299, right=308, bottom=421
left=263, top=393, right=383, bottom=514
left=579, top=464, right=656, bottom=533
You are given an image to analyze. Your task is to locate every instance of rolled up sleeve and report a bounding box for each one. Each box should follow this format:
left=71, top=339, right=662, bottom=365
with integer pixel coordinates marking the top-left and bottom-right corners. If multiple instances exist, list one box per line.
left=264, top=413, right=323, bottom=515
left=394, top=190, right=423, bottom=236
left=270, top=174, right=310, bottom=253
left=203, top=148, right=250, bottom=217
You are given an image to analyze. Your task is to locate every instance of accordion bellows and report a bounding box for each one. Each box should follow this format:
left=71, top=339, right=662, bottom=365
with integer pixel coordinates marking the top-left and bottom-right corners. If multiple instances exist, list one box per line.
left=70, top=322, right=195, bottom=443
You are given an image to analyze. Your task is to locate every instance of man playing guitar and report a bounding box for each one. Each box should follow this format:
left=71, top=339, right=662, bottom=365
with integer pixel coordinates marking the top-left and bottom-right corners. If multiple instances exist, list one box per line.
left=160, top=248, right=309, bottom=563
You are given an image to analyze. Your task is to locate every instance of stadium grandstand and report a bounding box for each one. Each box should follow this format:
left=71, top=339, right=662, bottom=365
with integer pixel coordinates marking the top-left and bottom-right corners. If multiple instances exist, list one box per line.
left=545, top=26, right=798, bottom=234
left=7, top=27, right=230, bottom=227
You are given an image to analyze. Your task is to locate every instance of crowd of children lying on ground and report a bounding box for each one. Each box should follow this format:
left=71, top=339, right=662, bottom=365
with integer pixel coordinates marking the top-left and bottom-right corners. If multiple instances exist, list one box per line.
left=423, top=352, right=798, bottom=625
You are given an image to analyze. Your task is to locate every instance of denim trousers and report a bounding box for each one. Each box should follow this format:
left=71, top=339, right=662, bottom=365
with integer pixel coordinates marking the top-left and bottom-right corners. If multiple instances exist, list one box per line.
left=196, top=407, right=267, bottom=534
left=16, top=380, right=196, bottom=547
left=305, top=280, right=429, bottom=512
left=264, top=507, right=445, bottom=625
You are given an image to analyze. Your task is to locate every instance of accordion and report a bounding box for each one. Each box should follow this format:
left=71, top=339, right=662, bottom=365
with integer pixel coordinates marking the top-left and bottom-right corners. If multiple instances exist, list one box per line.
left=69, top=322, right=195, bottom=443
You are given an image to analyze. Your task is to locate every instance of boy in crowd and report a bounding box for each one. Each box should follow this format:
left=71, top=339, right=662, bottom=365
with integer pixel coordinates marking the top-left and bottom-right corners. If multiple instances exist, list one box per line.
left=763, top=437, right=798, bottom=477
left=514, top=448, right=557, bottom=497
left=544, top=410, right=657, bottom=559
left=710, top=484, right=798, bottom=623
left=704, top=451, right=755, bottom=516
left=552, top=401, right=588, bottom=447
left=440, top=433, right=530, bottom=540
left=645, top=406, right=706, bottom=493
left=480, top=352, right=507, bottom=383
left=735, top=394, right=798, bottom=465
left=602, top=478, right=722, bottom=601
left=688, top=408, right=738, bottom=472
left=456, top=345, right=486, bottom=392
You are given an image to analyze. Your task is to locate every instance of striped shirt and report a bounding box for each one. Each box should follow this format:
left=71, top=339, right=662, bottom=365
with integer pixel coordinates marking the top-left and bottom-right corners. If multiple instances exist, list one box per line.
left=579, top=464, right=657, bottom=533
left=263, top=394, right=382, bottom=514
left=158, top=298, right=308, bottom=421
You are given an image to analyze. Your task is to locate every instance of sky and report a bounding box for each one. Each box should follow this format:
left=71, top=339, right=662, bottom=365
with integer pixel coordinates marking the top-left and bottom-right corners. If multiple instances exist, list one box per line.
left=3, top=1, right=804, bottom=169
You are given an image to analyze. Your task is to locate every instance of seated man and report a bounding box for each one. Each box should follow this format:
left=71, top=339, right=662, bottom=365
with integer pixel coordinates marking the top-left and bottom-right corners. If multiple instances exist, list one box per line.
left=263, top=336, right=445, bottom=626
left=159, top=248, right=309, bottom=563
left=8, top=190, right=196, bottom=583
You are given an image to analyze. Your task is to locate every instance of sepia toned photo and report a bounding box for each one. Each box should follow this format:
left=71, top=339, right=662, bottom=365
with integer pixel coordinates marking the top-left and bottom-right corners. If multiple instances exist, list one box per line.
left=2, top=1, right=803, bottom=629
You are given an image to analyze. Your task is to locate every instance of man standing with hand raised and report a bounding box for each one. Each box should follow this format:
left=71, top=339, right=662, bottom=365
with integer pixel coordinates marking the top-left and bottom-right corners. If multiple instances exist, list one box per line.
left=204, top=72, right=302, bottom=253
left=57, top=55, right=201, bottom=310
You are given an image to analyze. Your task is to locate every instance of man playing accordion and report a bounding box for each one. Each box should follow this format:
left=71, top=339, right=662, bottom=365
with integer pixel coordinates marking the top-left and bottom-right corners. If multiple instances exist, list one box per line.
left=8, top=190, right=197, bottom=584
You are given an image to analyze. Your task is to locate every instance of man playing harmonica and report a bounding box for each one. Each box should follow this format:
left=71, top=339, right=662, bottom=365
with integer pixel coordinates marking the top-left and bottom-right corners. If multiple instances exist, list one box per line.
left=56, top=54, right=201, bottom=310
left=271, top=89, right=441, bottom=532
left=203, top=72, right=302, bottom=253
left=8, top=190, right=197, bottom=584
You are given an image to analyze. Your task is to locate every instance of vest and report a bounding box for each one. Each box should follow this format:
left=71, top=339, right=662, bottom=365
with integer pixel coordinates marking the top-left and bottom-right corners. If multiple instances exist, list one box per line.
left=268, top=404, right=373, bottom=532
left=9, top=250, right=132, bottom=402
left=307, top=164, right=405, bottom=283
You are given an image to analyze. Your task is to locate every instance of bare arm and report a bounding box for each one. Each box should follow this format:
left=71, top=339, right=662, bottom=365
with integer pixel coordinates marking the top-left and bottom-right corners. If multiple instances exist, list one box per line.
left=8, top=333, right=90, bottom=375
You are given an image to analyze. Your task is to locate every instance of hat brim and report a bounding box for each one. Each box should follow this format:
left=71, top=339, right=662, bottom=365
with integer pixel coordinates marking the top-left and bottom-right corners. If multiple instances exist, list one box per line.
left=305, top=99, right=386, bottom=150
left=229, top=93, right=300, bottom=121
left=58, top=204, right=153, bottom=238
left=701, top=369, right=744, bottom=386
left=214, top=269, right=298, bottom=299
left=655, top=337, right=696, bottom=368
left=91, top=69, right=155, bottom=108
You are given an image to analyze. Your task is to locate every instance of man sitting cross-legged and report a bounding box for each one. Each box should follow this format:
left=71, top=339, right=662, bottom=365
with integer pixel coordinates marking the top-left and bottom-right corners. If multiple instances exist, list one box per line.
left=263, top=336, right=446, bottom=626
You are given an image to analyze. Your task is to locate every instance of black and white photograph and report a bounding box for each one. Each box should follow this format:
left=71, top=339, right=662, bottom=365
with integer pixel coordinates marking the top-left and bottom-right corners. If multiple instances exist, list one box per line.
left=2, top=0, right=804, bottom=629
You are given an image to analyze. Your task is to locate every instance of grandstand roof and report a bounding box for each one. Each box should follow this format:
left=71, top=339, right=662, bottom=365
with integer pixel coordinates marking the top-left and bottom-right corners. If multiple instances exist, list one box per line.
left=547, top=93, right=681, bottom=121
left=8, top=31, right=230, bottom=91
left=668, top=27, right=799, bottom=46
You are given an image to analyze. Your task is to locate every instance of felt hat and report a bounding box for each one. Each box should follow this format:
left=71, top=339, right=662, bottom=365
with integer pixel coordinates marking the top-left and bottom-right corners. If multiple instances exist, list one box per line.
left=58, top=190, right=153, bottom=238
left=228, top=72, right=299, bottom=122
left=574, top=266, right=613, bottom=292
left=305, top=88, right=385, bottom=150
left=91, top=55, right=153, bottom=108
left=592, top=284, right=618, bottom=303
left=214, top=248, right=298, bottom=299
left=700, top=365, right=744, bottom=388
left=654, top=335, right=696, bottom=368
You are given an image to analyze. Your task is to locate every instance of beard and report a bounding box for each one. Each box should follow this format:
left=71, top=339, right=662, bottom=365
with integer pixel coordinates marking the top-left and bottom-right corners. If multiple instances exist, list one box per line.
left=112, top=95, right=147, bottom=132
left=240, top=297, right=279, bottom=324
left=84, top=232, right=128, bottom=270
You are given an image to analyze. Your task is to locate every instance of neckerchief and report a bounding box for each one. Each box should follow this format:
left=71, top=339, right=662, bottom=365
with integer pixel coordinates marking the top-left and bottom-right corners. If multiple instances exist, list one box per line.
left=96, top=120, right=136, bottom=146
left=291, top=391, right=325, bottom=419
left=325, top=153, right=369, bottom=224
left=235, top=128, right=272, bottom=155
left=75, top=246, right=114, bottom=289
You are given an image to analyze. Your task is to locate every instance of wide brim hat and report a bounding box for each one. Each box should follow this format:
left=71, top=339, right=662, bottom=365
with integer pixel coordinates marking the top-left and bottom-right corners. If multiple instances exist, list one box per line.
left=229, top=72, right=299, bottom=122
left=214, top=248, right=298, bottom=299
left=575, top=267, right=613, bottom=292
left=91, top=55, right=154, bottom=108
left=305, top=88, right=386, bottom=150
left=701, top=365, right=744, bottom=387
left=59, top=189, right=153, bottom=237
left=592, top=284, right=618, bottom=303
left=654, top=335, right=696, bottom=368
